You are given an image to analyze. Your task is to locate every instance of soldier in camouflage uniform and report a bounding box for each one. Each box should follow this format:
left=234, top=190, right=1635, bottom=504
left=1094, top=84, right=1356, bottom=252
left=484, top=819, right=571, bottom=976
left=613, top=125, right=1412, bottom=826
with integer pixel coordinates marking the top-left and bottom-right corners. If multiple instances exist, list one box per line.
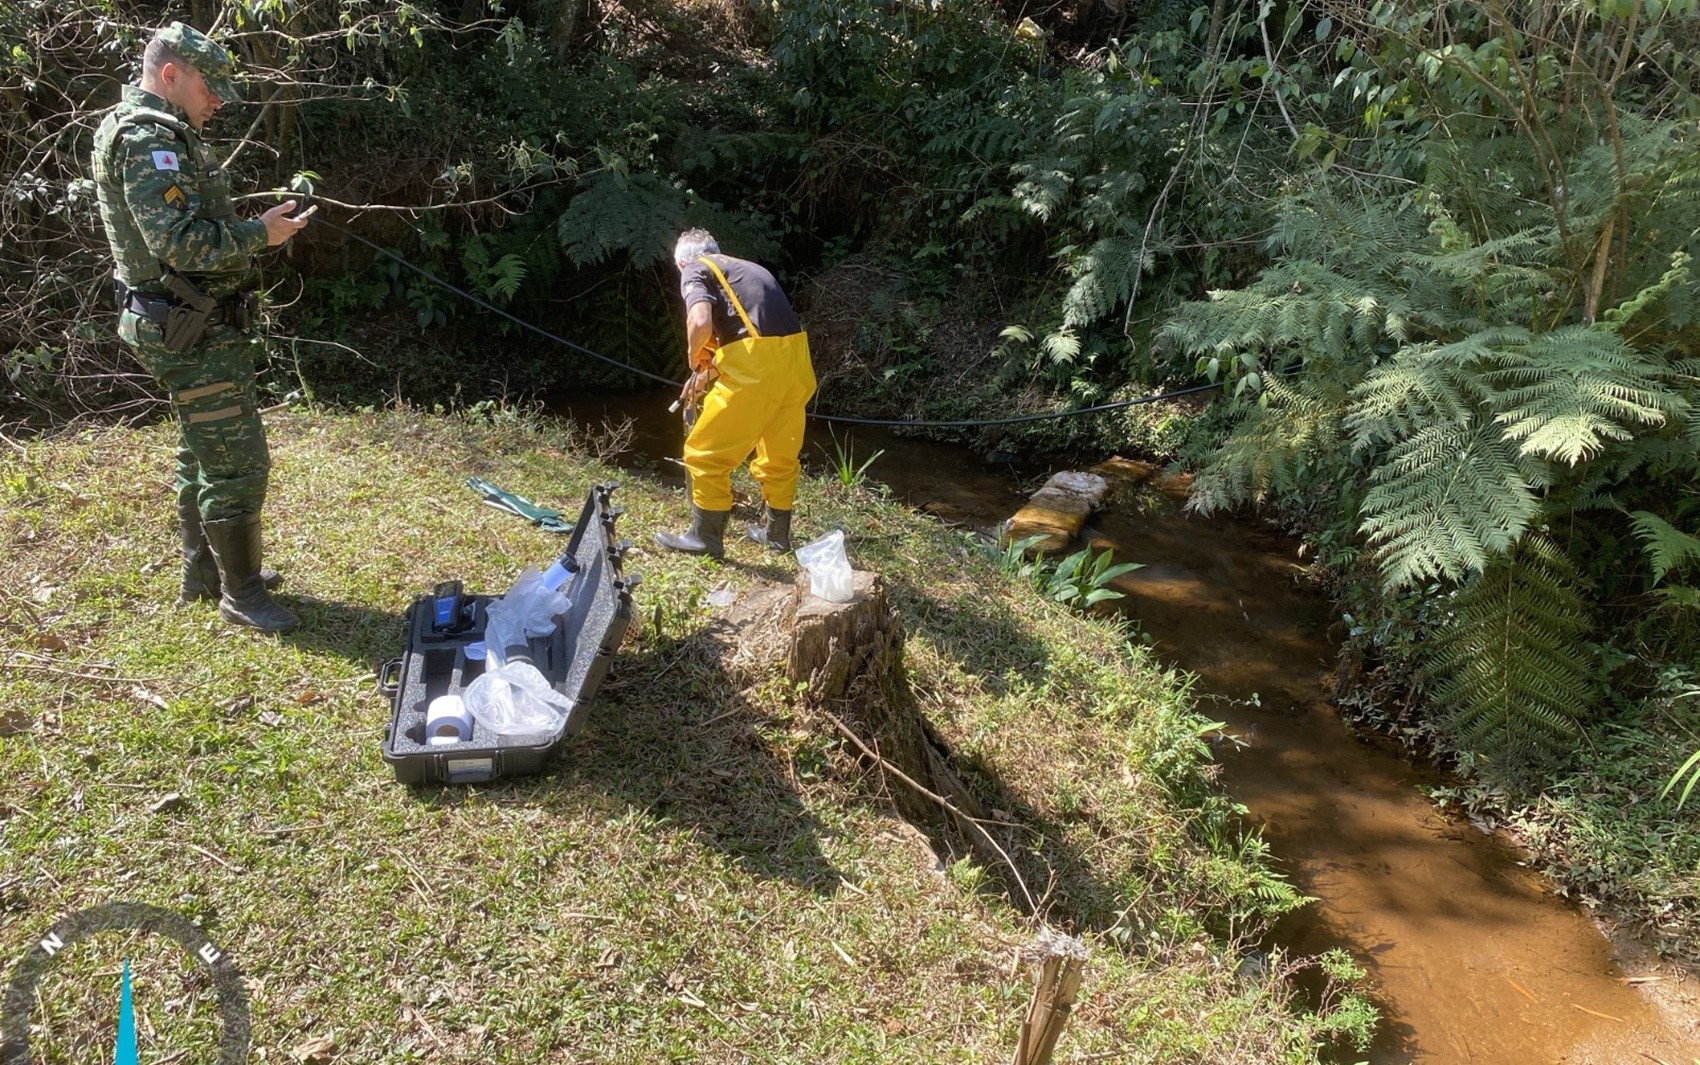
left=90, top=22, right=311, bottom=632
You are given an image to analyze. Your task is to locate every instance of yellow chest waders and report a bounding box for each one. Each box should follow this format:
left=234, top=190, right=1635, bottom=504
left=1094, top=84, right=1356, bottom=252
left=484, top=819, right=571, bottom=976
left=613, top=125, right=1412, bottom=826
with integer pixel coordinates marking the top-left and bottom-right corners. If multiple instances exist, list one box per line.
left=683, top=257, right=817, bottom=512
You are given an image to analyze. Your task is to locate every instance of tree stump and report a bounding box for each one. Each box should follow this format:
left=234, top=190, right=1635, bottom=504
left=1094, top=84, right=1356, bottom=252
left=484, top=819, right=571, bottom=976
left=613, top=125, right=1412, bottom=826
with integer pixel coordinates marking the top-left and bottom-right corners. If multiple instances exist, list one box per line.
left=786, top=570, right=901, bottom=704
left=727, top=569, right=1014, bottom=893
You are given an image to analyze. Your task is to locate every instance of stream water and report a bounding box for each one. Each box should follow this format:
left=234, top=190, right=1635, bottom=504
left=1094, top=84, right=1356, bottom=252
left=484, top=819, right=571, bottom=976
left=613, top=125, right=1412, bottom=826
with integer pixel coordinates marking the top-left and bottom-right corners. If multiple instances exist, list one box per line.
left=559, top=389, right=1700, bottom=1064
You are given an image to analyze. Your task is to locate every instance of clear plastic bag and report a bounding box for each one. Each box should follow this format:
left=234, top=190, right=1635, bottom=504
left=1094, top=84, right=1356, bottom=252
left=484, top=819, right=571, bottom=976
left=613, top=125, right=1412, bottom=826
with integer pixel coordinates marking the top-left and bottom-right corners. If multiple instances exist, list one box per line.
left=483, top=565, right=571, bottom=669
left=462, top=661, right=574, bottom=741
left=795, top=529, right=854, bottom=603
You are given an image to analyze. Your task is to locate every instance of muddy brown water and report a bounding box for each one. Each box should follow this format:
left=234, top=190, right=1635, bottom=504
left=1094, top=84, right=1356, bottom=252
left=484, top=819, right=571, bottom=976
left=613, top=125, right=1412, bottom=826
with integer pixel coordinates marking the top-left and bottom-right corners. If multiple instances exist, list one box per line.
left=559, top=390, right=1700, bottom=1063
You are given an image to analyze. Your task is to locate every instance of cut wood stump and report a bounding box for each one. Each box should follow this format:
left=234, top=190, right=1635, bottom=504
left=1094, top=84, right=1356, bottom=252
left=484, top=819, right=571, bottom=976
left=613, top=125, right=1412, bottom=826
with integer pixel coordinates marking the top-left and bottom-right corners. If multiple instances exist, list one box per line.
left=785, top=570, right=992, bottom=838
left=786, top=569, right=900, bottom=704
left=1010, top=928, right=1090, bottom=1065
left=723, top=569, right=1023, bottom=901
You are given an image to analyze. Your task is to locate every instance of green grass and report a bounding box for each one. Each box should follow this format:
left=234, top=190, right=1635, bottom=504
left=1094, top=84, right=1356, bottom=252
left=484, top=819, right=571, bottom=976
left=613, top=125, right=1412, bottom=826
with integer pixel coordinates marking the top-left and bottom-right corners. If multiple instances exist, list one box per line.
left=0, top=406, right=1370, bottom=1063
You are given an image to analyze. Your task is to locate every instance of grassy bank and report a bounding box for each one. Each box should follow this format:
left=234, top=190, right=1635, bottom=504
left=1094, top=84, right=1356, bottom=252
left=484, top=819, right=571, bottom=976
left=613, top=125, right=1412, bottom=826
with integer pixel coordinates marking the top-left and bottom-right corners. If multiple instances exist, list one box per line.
left=0, top=407, right=1369, bottom=1063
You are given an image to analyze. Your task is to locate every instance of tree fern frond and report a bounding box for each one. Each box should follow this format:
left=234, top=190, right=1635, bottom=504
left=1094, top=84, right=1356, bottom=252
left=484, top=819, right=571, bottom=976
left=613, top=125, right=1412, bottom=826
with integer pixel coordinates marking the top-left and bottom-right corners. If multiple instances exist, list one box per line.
left=1345, top=331, right=1518, bottom=449
left=959, top=193, right=1022, bottom=224
left=1265, top=180, right=1423, bottom=273
left=1159, top=262, right=1395, bottom=363
left=1359, top=418, right=1539, bottom=588
left=1484, top=325, right=1682, bottom=465
left=1655, top=586, right=1700, bottom=610
left=556, top=171, right=686, bottom=268
left=677, top=130, right=807, bottom=175
left=1061, top=237, right=1147, bottom=328
left=1429, top=536, right=1594, bottom=778
left=1041, top=327, right=1081, bottom=365
left=1187, top=377, right=1350, bottom=514
left=1011, top=158, right=1080, bottom=221
left=1630, top=511, right=1700, bottom=584
left=1426, top=227, right=1552, bottom=281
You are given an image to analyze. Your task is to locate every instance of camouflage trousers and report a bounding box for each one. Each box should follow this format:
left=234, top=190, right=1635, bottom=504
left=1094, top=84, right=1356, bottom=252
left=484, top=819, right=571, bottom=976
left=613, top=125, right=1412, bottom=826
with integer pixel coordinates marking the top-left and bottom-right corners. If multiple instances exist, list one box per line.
left=120, top=310, right=270, bottom=521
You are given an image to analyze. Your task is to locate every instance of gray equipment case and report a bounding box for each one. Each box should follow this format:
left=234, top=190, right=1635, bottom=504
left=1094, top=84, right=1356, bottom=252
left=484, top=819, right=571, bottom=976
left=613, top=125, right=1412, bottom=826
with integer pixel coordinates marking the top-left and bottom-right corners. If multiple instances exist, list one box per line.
left=378, top=483, right=636, bottom=784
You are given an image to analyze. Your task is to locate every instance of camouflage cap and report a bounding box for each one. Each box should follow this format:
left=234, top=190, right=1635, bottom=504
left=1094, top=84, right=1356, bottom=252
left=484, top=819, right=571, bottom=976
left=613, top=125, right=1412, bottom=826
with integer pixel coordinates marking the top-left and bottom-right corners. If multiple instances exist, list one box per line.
left=154, top=21, right=244, bottom=104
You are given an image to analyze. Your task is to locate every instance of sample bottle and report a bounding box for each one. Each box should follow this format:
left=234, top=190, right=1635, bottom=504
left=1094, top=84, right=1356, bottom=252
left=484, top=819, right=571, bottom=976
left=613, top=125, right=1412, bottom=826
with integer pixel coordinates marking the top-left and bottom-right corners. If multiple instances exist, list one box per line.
left=540, top=550, right=580, bottom=597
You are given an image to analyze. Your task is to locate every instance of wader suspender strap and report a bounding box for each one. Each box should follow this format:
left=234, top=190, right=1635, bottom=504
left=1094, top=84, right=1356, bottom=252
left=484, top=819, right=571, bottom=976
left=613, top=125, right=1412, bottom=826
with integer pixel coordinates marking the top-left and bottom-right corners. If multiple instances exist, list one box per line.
left=696, top=256, right=763, bottom=341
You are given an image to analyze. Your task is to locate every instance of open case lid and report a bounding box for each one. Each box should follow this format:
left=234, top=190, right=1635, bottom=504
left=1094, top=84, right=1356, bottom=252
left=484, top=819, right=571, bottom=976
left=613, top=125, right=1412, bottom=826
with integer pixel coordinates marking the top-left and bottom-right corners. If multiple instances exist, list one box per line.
left=380, top=482, right=639, bottom=779
left=550, top=482, right=639, bottom=736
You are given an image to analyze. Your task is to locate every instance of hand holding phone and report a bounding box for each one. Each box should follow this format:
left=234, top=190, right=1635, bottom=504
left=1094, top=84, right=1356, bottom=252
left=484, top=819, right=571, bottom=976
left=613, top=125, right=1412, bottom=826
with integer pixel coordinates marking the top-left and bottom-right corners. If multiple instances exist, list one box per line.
left=260, top=199, right=313, bottom=246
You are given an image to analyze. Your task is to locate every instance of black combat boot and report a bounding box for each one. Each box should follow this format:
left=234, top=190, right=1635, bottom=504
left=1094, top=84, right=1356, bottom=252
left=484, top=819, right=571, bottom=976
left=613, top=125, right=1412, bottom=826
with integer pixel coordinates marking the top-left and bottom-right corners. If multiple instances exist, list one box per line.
left=177, top=502, right=281, bottom=605
left=203, top=513, right=299, bottom=632
left=746, top=507, right=793, bottom=553
left=654, top=505, right=729, bottom=558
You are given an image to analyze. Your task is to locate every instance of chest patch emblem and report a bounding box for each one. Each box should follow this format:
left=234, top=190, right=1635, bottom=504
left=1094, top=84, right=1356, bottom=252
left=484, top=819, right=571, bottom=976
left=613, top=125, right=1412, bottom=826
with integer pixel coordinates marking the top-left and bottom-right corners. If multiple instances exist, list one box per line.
left=151, top=150, right=180, bottom=171
left=163, top=185, right=188, bottom=209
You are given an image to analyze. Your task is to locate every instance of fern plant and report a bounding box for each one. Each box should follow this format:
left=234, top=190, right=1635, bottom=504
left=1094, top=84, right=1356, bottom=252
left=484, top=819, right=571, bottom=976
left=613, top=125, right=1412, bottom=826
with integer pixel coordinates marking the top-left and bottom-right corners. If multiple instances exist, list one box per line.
left=1161, top=158, right=1699, bottom=779
left=1427, top=538, right=1595, bottom=775
left=1630, top=511, right=1700, bottom=587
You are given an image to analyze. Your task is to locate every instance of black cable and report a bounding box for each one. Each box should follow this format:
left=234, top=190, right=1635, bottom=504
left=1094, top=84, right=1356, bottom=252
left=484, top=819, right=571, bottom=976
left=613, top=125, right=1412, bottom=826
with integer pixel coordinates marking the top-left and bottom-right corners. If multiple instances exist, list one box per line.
left=311, top=215, right=679, bottom=389
left=293, top=209, right=1226, bottom=429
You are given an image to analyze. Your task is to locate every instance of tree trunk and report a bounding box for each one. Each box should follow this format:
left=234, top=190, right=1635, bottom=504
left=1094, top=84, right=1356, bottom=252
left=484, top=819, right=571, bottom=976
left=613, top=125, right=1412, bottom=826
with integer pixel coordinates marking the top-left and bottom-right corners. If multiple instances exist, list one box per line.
left=728, top=570, right=1012, bottom=889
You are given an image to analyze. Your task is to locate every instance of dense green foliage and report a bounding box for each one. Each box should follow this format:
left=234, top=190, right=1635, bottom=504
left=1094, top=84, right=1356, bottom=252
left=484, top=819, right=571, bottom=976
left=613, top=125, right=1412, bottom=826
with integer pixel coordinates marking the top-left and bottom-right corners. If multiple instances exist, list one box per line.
left=1160, top=0, right=1700, bottom=781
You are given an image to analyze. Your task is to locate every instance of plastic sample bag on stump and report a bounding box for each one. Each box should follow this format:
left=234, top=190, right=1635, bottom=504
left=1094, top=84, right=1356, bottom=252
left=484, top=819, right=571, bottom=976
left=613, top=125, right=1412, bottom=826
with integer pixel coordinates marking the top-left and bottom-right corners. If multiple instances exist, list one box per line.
left=796, top=529, right=853, bottom=602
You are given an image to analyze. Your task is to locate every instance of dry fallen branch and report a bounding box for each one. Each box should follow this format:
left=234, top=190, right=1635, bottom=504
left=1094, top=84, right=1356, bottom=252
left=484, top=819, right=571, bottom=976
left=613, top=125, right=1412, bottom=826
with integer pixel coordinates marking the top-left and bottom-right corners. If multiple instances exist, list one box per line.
left=819, top=706, right=1037, bottom=913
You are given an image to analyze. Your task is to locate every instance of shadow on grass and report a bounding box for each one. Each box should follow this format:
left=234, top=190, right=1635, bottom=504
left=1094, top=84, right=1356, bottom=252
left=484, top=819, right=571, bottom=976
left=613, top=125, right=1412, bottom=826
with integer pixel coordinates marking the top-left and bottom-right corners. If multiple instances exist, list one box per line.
left=881, top=572, right=1056, bottom=702
left=576, top=644, right=841, bottom=893
left=393, top=639, right=843, bottom=896
left=865, top=574, right=1167, bottom=934
left=277, top=597, right=408, bottom=667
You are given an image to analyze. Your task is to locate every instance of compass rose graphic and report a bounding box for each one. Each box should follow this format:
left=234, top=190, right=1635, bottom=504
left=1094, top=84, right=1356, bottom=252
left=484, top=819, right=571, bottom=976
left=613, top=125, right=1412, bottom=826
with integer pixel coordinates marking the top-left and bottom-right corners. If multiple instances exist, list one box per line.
left=2, top=903, right=249, bottom=1065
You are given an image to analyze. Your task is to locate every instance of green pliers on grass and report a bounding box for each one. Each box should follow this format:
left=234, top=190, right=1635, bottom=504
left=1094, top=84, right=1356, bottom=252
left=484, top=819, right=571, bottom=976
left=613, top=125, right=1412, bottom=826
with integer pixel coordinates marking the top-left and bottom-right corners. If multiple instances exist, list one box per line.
left=464, top=477, right=575, bottom=534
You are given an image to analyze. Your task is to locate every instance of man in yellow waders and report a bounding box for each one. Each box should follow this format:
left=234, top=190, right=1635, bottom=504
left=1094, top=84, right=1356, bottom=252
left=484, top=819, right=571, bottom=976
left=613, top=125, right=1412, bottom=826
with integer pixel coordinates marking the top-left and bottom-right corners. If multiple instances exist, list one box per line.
left=656, top=229, right=816, bottom=558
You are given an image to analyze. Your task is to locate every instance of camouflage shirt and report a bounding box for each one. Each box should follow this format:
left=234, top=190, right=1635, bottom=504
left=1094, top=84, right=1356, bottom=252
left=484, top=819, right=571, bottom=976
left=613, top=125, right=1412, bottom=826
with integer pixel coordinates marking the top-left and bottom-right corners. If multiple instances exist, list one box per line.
left=90, top=86, right=266, bottom=298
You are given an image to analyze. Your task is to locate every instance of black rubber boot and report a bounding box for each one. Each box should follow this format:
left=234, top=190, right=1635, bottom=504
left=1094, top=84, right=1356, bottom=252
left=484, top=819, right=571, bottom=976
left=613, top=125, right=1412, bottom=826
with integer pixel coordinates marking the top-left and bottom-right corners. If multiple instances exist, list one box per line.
left=177, top=503, right=281, bottom=605
left=654, top=505, right=729, bottom=558
left=746, top=507, right=793, bottom=553
left=204, top=513, right=299, bottom=632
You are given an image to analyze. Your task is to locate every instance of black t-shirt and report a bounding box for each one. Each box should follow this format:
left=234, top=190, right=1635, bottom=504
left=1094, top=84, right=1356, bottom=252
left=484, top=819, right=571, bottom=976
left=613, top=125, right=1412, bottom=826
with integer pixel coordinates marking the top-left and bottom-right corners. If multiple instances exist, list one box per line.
left=679, top=254, right=802, bottom=343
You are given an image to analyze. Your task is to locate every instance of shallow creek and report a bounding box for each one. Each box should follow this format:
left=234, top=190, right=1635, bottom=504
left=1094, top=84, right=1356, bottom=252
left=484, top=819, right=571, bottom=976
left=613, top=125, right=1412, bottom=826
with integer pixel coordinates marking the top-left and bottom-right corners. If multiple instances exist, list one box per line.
left=561, top=390, right=1700, bottom=1063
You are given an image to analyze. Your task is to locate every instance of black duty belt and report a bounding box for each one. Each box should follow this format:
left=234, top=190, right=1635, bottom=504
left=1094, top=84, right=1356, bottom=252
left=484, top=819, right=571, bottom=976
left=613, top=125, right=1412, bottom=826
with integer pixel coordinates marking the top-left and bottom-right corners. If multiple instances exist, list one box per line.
left=114, top=280, right=258, bottom=332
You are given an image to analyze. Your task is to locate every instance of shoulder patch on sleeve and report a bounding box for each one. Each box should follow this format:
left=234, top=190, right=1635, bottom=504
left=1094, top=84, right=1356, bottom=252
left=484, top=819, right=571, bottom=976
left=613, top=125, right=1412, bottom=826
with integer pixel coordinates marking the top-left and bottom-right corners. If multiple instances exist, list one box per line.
left=151, top=150, right=181, bottom=171
left=163, top=185, right=188, bottom=209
